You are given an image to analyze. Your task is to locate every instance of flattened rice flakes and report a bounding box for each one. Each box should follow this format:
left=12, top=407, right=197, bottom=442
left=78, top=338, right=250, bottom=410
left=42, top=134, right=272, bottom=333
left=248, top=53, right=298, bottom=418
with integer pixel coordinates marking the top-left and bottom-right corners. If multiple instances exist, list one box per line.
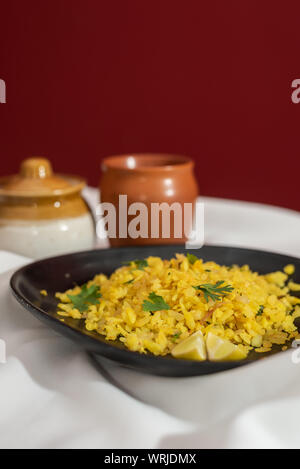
left=55, top=255, right=300, bottom=357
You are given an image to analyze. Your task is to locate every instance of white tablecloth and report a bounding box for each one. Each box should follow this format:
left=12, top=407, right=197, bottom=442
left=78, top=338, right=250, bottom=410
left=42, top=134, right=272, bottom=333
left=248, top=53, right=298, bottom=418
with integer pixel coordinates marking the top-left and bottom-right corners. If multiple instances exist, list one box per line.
left=1, top=188, right=300, bottom=449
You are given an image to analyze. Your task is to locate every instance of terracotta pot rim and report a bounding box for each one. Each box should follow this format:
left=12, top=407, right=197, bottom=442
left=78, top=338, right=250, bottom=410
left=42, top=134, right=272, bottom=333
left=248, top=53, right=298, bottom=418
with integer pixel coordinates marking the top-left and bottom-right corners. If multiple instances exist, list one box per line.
left=0, top=174, right=86, bottom=198
left=101, top=153, right=194, bottom=172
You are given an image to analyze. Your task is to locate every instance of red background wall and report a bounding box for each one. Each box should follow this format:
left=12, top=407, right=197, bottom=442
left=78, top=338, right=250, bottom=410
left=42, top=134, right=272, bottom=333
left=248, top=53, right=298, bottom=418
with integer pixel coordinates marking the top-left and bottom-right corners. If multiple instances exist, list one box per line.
left=0, top=1, right=300, bottom=210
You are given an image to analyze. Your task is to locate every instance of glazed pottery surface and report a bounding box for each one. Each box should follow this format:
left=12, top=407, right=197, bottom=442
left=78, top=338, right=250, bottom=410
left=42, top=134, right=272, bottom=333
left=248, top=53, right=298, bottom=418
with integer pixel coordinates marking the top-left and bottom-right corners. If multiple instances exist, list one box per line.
left=100, top=154, right=199, bottom=247
left=0, top=158, right=95, bottom=258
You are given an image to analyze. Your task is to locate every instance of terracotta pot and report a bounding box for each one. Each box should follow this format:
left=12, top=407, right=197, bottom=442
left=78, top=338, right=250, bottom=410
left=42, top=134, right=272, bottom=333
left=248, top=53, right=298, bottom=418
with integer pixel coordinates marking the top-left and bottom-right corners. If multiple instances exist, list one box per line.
left=0, top=158, right=95, bottom=258
left=100, top=154, right=199, bottom=247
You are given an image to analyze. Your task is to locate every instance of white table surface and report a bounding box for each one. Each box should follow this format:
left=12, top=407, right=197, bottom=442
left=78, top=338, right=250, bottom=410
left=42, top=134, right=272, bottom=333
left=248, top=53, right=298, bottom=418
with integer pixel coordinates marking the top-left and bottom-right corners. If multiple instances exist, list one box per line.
left=1, top=188, right=300, bottom=449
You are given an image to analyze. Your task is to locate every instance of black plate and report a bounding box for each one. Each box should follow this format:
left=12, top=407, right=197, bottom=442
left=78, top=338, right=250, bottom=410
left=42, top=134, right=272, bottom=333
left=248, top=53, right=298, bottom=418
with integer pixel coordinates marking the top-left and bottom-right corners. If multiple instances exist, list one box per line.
left=10, top=245, right=300, bottom=377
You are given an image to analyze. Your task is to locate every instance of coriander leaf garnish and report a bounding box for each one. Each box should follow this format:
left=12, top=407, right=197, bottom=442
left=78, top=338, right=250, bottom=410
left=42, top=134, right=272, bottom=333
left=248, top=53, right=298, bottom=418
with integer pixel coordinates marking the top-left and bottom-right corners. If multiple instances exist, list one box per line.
left=67, top=284, right=102, bottom=313
left=124, top=279, right=134, bottom=285
left=193, top=281, right=234, bottom=302
left=257, top=305, right=264, bottom=316
left=142, top=292, right=170, bottom=312
left=122, top=259, right=148, bottom=271
left=187, top=253, right=198, bottom=265
left=171, top=332, right=182, bottom=342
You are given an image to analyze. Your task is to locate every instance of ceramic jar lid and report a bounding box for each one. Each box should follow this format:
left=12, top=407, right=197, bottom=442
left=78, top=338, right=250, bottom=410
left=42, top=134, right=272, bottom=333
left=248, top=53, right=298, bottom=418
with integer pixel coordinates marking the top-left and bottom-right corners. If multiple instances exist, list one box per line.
left=0, top=158, right=85, bottom=197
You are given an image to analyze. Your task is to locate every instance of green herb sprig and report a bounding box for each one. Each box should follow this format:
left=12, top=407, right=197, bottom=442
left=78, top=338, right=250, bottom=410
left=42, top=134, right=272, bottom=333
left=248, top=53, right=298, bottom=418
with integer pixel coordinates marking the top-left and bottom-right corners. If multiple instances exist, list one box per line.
left=124, top=279, right=134, bottom=285
left=257, top=305, right=264, bottom=316
left=67, top=284, right=102, bottom=313
left=123, top=259, right=148, bottom=271
left=187, top=253, right=199, bottom=265
left=172, top=332, right=182, bottom=342
left=142, top=292, right=170, bottom=312
left=193, top=281, right=234, bottom=302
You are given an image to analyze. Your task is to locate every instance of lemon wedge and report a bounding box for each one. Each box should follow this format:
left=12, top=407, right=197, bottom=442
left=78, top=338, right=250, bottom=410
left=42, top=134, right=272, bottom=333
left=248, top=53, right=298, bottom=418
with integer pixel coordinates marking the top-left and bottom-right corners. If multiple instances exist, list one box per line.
left=171, top=330, right=207, bottom=361
left=206, top=332, right=247, bottom=361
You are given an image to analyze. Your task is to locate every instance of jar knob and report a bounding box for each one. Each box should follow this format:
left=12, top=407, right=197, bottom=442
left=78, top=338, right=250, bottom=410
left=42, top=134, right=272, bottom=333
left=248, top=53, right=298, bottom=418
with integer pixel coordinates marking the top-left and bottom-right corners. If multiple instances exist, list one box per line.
left=20, top=158, right=53, bottom=179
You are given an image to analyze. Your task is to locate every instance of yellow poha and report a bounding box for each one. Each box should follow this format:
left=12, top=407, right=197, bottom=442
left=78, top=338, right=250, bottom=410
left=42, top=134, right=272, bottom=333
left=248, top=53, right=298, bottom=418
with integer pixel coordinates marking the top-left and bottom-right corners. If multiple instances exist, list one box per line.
left=55, top=254, right=300, bottom=358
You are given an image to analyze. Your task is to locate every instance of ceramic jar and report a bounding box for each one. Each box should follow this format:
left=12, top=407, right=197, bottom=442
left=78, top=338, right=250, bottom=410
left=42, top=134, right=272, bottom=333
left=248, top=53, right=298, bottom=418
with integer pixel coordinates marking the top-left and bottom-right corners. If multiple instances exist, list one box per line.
left=0, top=158, right=95, bottom=258
left=100, top=154, right=199, bottom=247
